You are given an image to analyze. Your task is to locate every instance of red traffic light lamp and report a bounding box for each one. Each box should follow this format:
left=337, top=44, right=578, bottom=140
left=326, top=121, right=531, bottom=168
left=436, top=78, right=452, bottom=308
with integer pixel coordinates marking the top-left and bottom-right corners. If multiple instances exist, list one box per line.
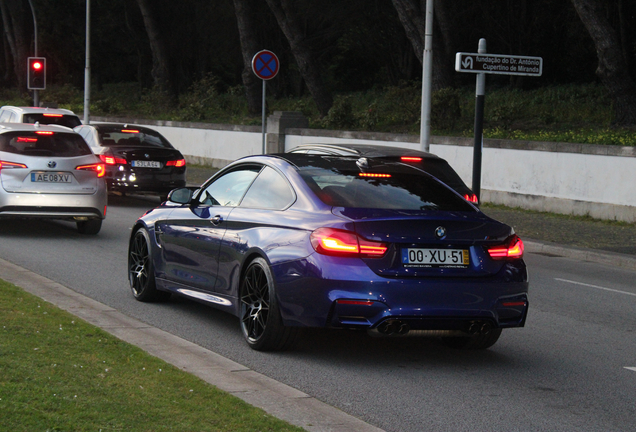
left=27, top=57, right=46, bottom=90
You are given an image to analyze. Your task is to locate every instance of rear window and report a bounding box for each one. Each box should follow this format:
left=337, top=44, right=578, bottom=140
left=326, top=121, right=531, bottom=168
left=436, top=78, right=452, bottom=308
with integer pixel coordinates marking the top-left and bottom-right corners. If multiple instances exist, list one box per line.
left=23, top=113, right=82, bottom=128
left=0, top=131, right=93, bottom=157
left=96, top=126, right=173, bottom=148
left=295, top=157, right=475, bottom=212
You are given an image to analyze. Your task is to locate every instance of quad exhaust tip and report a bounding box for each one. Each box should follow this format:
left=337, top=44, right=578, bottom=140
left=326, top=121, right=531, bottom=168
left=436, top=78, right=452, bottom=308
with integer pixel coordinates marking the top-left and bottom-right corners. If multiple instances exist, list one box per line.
left=368, top=319, right=495, bottom=338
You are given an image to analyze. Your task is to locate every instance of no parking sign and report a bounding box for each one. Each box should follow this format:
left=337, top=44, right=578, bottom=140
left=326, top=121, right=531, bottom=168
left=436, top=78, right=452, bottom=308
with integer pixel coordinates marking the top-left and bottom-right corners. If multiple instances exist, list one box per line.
left=252, top=50, right=279, bottom=80
left=251, top=50, right=280, bottom=154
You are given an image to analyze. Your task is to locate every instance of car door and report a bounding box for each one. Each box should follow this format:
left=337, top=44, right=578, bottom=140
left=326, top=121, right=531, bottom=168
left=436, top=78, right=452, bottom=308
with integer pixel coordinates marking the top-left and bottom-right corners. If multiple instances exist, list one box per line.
left=156, top=164, right=261, bottom=292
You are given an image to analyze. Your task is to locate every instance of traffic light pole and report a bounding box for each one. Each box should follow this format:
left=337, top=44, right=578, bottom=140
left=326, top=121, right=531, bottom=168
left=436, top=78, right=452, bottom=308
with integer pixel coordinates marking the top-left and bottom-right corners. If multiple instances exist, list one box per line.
left=28, top=0, right=39, bottom=107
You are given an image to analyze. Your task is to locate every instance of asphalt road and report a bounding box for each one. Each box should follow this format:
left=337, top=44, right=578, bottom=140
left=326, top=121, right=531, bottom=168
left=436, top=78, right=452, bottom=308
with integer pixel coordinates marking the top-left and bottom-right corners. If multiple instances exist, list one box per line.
left=2, top=194, right=636, bottom=432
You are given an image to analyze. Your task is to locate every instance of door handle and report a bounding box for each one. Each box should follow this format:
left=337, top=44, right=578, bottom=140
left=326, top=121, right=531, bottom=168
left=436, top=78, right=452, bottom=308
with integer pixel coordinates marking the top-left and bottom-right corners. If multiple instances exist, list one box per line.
left=210, top=215, right=222, bottom=225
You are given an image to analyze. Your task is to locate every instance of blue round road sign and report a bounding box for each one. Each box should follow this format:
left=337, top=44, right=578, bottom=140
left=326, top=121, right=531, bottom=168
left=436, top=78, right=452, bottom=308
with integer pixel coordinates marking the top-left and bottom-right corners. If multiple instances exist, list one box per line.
left=252, top=50, right=279, bottom=80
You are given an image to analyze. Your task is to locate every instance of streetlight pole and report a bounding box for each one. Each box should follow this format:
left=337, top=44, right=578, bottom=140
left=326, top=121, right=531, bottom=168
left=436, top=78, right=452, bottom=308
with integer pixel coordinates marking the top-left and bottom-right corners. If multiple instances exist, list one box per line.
left=419, top=0, right=434, bottom=153
left=84, top=0, right=91, bottom=124
left=27, top=0, right=39, bottom=107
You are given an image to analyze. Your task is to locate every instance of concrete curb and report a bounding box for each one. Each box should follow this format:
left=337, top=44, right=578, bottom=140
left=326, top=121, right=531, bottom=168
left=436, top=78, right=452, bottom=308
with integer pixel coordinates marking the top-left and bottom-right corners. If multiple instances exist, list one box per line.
left=0, top=258, right=383, bottom=432
left=525, top=240, right=636, bottom=271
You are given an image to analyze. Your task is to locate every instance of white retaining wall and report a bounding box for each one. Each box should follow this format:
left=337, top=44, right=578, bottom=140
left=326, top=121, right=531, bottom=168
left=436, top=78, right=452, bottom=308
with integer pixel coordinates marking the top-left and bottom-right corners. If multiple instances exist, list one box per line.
left=93, top=117, right=636, bottom=222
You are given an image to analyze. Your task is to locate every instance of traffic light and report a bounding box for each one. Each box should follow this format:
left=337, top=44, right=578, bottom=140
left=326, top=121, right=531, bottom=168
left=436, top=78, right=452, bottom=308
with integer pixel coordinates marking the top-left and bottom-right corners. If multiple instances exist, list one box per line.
left=27, top=57, right=46, bottom=90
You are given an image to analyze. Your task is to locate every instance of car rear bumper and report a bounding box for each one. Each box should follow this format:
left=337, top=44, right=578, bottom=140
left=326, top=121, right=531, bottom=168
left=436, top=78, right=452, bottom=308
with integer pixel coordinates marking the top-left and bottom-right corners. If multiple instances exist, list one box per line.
left=273, top=255, right=529, bottom=330
left=104, top=167, right=186, bottom=195
left=0, top=190, right=107, bottom=219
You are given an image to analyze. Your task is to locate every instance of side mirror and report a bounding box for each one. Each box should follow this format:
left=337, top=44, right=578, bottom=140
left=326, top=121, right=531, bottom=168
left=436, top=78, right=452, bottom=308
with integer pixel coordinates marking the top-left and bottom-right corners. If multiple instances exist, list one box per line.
left=167, top=187, right=193, bottom=204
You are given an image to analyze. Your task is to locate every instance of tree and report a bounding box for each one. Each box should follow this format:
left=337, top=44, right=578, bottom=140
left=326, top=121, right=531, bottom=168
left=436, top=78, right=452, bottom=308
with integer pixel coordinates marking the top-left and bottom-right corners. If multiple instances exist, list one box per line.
left=0, top=0, right=29, bottom=92
left=136, top=0, right=173, bottom=95
left=391, top=0, right=453, bottom=90
left=571, top=0, right=636, bottom=125
left=265, top=0, right=333, bottom=116
left=232, top=0, right=263, bottom=115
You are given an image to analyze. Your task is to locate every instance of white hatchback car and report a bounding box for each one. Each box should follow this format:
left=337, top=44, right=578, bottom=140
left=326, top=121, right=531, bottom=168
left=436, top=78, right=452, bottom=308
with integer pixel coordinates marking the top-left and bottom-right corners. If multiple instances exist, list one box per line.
left=0, top=106, right=82, bottom=129
left=0, top=123, right=107, bottom=234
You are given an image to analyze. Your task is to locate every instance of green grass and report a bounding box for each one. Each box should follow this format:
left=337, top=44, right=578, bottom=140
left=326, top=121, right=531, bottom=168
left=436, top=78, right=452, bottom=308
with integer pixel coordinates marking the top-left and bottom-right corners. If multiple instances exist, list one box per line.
left=0, top=280, right=304, bottom=432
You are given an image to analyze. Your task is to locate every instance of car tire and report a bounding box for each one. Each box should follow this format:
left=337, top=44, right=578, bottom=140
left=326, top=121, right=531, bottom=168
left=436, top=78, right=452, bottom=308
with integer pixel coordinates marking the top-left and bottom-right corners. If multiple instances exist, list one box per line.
left=240, top=257, right=299, bottom=351
left=77, top=218, right=102, bottom=235
left=128, top=228, right=171, bottom=302
left=441, top=328, right=502, bottom=350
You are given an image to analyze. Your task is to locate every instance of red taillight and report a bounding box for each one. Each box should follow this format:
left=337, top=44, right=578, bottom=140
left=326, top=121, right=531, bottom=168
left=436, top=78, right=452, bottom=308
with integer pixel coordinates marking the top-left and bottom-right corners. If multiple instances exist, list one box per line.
left=401, top=156, right=423, bottom=162
left=464, top=193, right=479, bottom=204
left=488, top=235, right=524, bottom=260
left=99, top=154, right=127, bottom=165
left=336, top=299, right=374, bottom=306
left=0, top=160, right=28, bottom=169
left=502, top=301, right=527, bottom=307
left=76, top=163, right=106, bottom=178
left=35, top=131, right=54, bottom=135
left=358, top=173, right=391, bottom=178
left=121, top=129, right=139, bottom=133
left=310, top=227, right=387, bottom=258
left=166, top=159, right=186, bottom=167
left=43, top=113, right=63, bottom=117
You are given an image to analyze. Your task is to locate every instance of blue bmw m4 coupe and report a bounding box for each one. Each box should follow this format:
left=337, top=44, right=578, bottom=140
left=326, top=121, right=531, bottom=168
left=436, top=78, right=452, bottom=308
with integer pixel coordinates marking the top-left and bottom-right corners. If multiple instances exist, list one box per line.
left=128, top=152, right=528, bottom=351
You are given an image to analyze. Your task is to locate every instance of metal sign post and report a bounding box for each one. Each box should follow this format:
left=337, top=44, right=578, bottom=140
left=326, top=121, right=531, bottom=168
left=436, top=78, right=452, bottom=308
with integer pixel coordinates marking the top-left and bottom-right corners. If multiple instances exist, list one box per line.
left=455, top=42, right=543, bottom=202
left=251, top=50, right=280, bottom=154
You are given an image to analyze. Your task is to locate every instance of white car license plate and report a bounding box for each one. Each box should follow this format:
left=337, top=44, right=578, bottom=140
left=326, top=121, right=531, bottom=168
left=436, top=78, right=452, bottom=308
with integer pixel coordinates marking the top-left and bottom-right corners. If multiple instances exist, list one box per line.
left=132, top=160, right=161, bottom=168
left=402, top=248, right=469, bottom=268
left=31, top=172, right=72, bottom=183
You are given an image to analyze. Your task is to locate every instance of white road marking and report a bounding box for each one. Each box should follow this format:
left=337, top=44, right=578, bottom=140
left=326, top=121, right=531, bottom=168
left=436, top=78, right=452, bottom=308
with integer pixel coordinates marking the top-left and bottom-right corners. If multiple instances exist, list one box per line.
left=555, top=278, right=636, bottom=297
left=625, top=367, right=636, bottom=372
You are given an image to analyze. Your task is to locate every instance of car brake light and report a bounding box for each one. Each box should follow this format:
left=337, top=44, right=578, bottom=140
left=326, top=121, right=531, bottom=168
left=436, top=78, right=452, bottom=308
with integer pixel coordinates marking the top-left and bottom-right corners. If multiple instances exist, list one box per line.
left=166, top=159, right=186, bottom=167
left=35, top=131, right=54, bottom=135
left=336, top=299, right=374, bottom=306
left=464, top=193, right=479, bottom=204
left=310, top=227, right=387, bottom=258
left=358, top=173, right=391, bottom=178
left=16, top=137, right=38, bottom=143
left=121, top=129, right=140, bottom=133
left=76, top=163, right=106, bottom=178
left=43, top=114, right=63, bottom=117
left=401, top=156, right=422, bottom=162
left=99, top=154, right=127, bottom=165
left=0, top=160, right=28, bottom=169
left=488, top=235, right=524, bottom=260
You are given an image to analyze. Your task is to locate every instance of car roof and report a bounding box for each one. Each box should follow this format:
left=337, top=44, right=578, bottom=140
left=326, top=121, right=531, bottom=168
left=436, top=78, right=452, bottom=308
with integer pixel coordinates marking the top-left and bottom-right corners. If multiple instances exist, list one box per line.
left=0, top=123, right=79, bottom=134
left=83, top=123, right=159, bottom=132
left=0, top=106, right=79, bottom=117
left=287, top=143, right=441, bottom=160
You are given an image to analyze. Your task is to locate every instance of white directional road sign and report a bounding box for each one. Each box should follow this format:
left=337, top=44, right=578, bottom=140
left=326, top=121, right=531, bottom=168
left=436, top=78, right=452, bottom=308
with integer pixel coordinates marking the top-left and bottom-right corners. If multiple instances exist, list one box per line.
left=455, top=52, right=543, bottom=76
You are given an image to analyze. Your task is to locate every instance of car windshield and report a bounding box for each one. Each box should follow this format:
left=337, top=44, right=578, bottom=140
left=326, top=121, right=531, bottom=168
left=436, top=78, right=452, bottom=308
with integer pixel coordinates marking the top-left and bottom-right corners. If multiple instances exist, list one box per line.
left=23, top=113, right=82, bottom=128
left=0, top=131, right=93, bottom=157
left=97, top=126, right=173, bottom=148
left=292, top=156, right=476, bottom=212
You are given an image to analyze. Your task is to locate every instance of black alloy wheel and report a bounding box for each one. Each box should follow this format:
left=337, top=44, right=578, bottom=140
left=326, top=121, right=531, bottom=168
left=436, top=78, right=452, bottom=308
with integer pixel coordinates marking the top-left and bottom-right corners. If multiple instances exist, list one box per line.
left=240, top=257, right=299, bottom=351
left=128, top=228, right=170, bottom=302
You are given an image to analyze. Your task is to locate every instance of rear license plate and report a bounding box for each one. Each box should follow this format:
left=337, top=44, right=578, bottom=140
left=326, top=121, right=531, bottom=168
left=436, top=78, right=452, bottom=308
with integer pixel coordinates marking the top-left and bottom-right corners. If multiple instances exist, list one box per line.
left=132, top=160, right=161, bottom=168
left=31, top=172, right=72, bottom=183
left=402, top=248, right=469, bottom=268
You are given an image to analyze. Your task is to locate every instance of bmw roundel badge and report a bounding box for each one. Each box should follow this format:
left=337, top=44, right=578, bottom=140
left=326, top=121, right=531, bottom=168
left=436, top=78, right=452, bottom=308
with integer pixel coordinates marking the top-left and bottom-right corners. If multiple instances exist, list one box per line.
left=435, top=226, right=446, bottom=239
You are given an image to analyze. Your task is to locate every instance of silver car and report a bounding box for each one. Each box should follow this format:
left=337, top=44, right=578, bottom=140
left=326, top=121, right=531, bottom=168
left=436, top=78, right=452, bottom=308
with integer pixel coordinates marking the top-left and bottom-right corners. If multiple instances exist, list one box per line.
left=0, top=123, right=107, bottom=234
left=0, top=106, right=82, bottom=128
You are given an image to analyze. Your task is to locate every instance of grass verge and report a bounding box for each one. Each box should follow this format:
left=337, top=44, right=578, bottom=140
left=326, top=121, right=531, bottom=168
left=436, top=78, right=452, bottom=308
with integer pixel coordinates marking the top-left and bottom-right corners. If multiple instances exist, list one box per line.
left=0, top=280, right=304, bottom=432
